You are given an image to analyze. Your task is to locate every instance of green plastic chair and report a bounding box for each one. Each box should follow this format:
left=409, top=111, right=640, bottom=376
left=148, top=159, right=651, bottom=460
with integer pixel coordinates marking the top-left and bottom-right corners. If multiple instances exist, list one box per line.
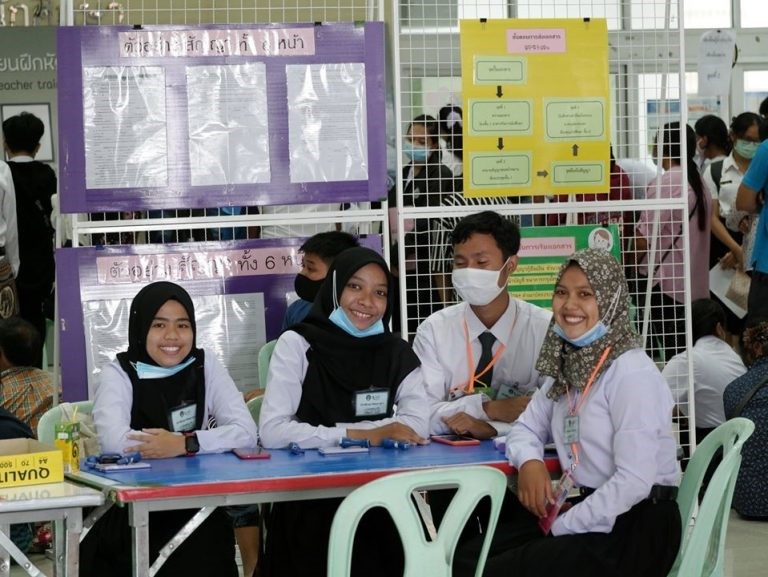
left=327, top=466, right=507, bottom=577
left=246, top=395, right=264, bottom=427
left=668, top=417, right=755, bottom=577
left=36, top=400, right=94, bottom=443
left=257, top=339, right=278, bottom=389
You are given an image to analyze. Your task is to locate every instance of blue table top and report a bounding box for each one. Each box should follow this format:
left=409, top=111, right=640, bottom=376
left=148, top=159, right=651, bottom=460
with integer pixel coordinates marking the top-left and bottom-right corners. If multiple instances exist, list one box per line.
left=69, top=441, right=542, bottom=502
left=86, top=441, right=507, bottom=486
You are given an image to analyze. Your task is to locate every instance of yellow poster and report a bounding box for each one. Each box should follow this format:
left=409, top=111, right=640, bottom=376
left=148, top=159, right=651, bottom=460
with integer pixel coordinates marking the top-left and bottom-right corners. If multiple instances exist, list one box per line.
left=460, top=19, right=610, bottom=197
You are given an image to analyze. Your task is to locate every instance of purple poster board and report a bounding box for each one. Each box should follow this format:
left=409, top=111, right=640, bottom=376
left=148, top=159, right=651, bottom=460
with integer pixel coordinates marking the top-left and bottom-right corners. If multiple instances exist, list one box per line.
left=57, top=23, right=387, bottom=213
left=57, top=235, right=382, bottom=401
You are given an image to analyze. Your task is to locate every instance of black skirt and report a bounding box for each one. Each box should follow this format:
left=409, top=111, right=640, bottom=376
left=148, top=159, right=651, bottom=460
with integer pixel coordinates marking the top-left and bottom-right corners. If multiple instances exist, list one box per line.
left=261, top=498, right=404, bottom=577
left=454, top=495, right=681, bottom=577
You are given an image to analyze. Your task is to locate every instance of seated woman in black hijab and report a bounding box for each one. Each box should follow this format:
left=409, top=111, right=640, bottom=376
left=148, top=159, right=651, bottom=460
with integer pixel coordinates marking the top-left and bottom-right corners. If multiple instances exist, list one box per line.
left=82, top=281, right=258, bottom=577
left=259, top=246, right=429, bottom=577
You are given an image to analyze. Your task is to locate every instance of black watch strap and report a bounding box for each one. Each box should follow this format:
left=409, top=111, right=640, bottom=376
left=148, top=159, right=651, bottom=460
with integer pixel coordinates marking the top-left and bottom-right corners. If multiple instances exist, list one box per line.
left=184, top=432, right=200, bottom=455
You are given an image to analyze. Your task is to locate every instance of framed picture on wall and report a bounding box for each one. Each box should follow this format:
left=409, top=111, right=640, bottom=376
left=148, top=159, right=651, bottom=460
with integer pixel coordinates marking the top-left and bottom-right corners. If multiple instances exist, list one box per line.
left=1, top=103, right=54, bottom=162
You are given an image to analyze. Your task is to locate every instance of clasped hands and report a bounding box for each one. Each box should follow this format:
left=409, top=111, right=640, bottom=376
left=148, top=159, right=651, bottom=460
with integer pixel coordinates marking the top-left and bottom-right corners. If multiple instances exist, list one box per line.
left=127, top=428, right=187, bottom=459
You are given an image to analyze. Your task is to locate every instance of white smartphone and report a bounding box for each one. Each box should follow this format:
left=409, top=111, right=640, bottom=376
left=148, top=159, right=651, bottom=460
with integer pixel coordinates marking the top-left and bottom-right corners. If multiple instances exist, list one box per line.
left=318, top=446, right=369, bottom=456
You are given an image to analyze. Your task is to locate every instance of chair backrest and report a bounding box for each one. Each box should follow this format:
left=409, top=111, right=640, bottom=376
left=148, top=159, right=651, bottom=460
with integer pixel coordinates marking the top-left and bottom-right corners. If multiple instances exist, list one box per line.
left=257, top=340, right=278, bottom=388
left=668, top=417, right=755, bottom=577
left=327, top=466, right=507, bottom=577
left=670, top=449, right=743, bottom=577
left=246, top=395, right=263, bottom=427
left=36, top=400, right=94, bottom=444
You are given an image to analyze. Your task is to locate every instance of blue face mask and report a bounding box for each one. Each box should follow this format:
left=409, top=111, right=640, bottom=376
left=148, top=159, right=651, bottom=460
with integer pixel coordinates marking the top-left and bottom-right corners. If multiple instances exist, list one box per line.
left=553, top=321, right=608, bottom=348
left=131, top=356, right=195, bottom=380
left=402, top=140, right=430, bottom=163
left=329, top=307, right=385, bottom=338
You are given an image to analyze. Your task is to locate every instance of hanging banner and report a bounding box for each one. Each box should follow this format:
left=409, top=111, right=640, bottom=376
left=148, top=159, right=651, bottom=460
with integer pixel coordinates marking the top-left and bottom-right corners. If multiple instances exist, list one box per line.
left=698, top=29, right=736, bottom=97
left=510, top=224, right=621, bottom=308
left=460, top=18, right=610, bottom=198
left=0, top=27, right=57, bottom=163
left=57, top=22, right=387, bottom=213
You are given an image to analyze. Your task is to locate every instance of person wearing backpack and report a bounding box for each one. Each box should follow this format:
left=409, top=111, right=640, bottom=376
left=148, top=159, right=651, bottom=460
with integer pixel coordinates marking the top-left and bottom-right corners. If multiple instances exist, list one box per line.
left=2, top=112, right=55, bottom=368
left=703, top=113, right=763, bottom=340
left=703, top=113, right=762, bottom=271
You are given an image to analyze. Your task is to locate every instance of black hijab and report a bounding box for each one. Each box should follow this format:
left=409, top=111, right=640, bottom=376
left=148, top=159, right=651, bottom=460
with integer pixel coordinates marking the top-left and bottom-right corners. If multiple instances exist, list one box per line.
left=116, top=281, right=205, bottom=432
left=122, top=281, right=198, bottom=365
left=292, top=247, right=420, bottom=427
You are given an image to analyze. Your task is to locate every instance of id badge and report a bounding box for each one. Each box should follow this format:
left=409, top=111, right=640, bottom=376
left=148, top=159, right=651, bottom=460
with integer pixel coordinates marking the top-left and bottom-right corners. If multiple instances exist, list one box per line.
left=538, top=471, right=575, bottom=535
left=353, top=388, right=389, bottom=417
left=496, top=382, right=521, bottom=400
left=564, top=415, right=580, bottom=444
left=168, top=402, right=197, bottom=433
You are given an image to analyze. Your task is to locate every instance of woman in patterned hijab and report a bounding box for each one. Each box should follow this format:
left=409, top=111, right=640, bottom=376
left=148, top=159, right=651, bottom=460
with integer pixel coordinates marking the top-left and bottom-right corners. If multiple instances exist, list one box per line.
left=536, top=248, right=642, bottom=399
left=470, top=248, right=681, bottom=577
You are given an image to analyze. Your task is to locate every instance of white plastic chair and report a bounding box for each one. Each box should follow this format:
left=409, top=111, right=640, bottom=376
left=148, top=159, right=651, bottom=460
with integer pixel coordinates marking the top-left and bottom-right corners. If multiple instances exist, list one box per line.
left=327, top=466, right=507, bottom=577
left=36, top=400, right=94, bottom=443
left=257, top=339, right=278, bottom=389
left=668, top=417, right=755, bottom=577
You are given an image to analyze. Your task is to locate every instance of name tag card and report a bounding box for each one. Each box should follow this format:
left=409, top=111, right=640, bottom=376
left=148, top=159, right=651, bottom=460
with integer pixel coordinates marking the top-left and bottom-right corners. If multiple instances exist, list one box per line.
left=168, top=402, right=197, bottom=432
left=353, top=388, right=389, bottom=417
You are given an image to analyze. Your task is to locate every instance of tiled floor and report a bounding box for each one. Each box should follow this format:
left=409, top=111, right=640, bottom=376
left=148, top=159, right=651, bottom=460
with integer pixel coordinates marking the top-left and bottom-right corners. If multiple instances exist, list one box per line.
left=723, top=510, right=768, bottom=577
left=10, top=511, right=768, bottom=576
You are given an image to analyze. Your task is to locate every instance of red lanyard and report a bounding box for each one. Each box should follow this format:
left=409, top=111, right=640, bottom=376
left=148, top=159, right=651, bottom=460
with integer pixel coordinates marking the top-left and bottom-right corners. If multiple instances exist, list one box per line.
left=564, top=346, right=612, bottom=468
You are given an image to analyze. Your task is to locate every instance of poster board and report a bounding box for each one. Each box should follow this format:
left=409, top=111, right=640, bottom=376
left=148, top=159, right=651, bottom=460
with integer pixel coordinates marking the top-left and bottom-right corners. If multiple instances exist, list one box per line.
left=57, top=23, right=387, bottom=213
left=460, top=19, right=610, bottom=197
left=511, top=224, right=621, bottom=308
left=0, top=27, right=57, bottom=164
left=57, top=235, right=382, bottom=401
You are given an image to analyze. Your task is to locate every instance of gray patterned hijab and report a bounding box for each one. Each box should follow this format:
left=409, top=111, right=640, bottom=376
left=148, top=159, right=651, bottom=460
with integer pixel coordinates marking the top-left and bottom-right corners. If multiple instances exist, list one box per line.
left=536, top=248, right=642, bottom=400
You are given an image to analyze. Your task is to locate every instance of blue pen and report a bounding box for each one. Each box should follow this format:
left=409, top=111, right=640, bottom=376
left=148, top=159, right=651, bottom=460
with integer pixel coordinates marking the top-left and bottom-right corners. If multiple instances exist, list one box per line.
left=339, top=437, right=370, bottom=449
left=381, top=438, right=411, bottom=450
left=288, top=442, right=305, bottom=455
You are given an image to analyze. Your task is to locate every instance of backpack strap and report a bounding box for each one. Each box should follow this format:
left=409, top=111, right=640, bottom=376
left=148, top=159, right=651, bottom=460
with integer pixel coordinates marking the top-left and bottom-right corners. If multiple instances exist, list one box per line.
left=732, top=373, right=768, bottom=418
left=710, top=159, right=724, bottom=194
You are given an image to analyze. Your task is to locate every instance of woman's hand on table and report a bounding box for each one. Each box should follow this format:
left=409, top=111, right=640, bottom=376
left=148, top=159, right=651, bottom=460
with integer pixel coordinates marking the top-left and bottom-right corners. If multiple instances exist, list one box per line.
left=442, top=412, right=497, bottom=439
left=347, top=422, right=428, bottom=446
left=517, top=459, right=554, bottom=518
left=126, top=428, right=186, bottom=459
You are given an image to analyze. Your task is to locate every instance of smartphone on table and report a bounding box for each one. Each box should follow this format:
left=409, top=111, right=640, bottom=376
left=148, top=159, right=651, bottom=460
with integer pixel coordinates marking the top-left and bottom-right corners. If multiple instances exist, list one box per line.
left=430, top=434, right=481, bottom=446
left=233, top=446, right=271, bottom=459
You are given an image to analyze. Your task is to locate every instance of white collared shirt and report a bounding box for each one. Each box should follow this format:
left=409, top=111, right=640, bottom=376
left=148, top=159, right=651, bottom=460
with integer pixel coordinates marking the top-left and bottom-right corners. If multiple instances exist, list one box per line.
left=0, top=162, right=19, bottom=276
left=506, top=349, right=680, bottom=536
left=258, top=330, right=429, bottom=449
left=662, top=335, right=746, bottom=429
left=413, top=296, right=552, bottom=436
left=702, top=153, right=744, bottom=217
left=94, top=350, right=258, bottom=454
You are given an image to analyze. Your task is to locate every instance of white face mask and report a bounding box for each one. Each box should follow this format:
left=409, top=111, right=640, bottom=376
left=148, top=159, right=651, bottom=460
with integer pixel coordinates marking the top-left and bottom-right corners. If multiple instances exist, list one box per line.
left=452, top=259, right=510, bottom=306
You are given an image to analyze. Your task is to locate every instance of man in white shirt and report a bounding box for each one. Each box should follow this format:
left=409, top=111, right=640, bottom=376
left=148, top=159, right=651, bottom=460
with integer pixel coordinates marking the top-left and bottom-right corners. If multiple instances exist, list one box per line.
left=413, top=211, right=551, bottom=438
left=662, top=298, right=746, bottom=441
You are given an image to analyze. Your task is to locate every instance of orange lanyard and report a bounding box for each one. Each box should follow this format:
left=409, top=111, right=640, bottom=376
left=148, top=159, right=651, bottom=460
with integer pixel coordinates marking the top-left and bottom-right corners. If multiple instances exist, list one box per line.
left=463, top=320, right=506, bottom=394
left=564, top=346, right=612, bottom=468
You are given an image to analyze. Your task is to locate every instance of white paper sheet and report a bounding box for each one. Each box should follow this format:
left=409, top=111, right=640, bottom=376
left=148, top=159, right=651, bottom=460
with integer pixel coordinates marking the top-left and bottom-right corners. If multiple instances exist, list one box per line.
left=83, top=293, right=266, bottom=397
left=83, top=66, right=168, bottom=189
left=186, top=64, right=271, bottom=186
left=286, top=63, right=368, bottom=183
left=709, top=263, right=747, bottom=319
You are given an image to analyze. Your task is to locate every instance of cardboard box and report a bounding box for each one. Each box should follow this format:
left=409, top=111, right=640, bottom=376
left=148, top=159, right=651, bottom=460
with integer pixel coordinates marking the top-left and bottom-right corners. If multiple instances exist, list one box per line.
left=0, top=439, right=63, bottom=488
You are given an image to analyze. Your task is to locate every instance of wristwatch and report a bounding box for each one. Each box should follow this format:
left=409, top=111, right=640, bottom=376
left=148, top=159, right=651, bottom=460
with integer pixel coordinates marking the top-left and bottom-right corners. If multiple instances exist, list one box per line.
left=183, top=432, right=200, bottom=456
